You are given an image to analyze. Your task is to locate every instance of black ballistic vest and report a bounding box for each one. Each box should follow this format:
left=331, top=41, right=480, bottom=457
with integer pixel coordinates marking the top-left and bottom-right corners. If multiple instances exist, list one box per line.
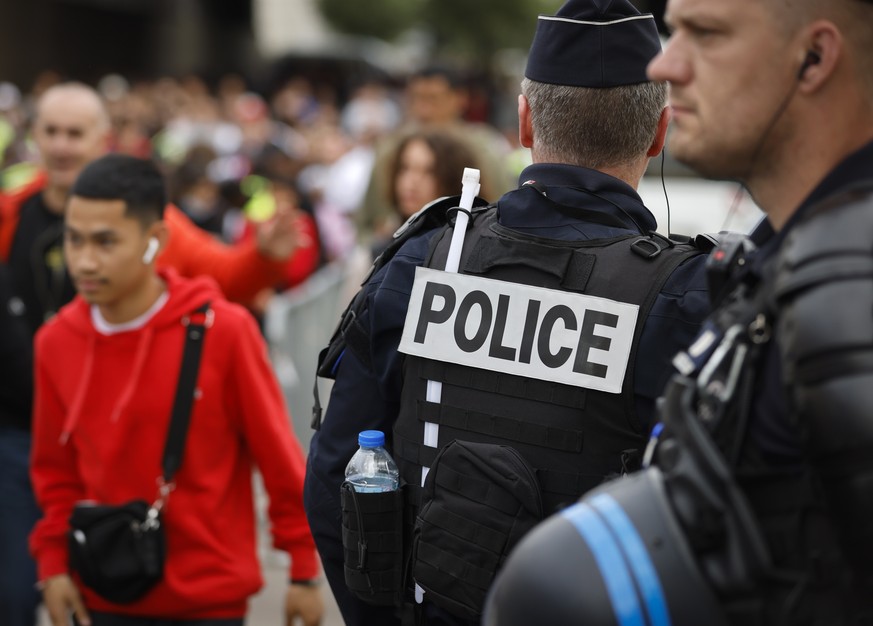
left=661, top=185, right=873, bottom=625
left=393, top=208, right=703, bottom=514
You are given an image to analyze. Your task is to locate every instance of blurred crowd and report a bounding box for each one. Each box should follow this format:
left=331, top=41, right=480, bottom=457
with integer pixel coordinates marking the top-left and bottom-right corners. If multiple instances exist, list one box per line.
left=0, top=67, right=528, bottom=307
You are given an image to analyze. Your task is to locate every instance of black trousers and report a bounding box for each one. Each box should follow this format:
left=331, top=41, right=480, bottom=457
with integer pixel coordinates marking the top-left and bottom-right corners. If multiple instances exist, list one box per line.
left=79, top=613, right=243, bottom=626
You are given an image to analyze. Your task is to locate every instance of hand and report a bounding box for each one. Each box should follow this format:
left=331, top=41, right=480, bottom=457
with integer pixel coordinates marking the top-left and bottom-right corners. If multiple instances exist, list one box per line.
left=284, top=582, right=324, bottom=626
left=41, top=574, right=90, bottom=626
left=256, top=208, right=311, bottom=261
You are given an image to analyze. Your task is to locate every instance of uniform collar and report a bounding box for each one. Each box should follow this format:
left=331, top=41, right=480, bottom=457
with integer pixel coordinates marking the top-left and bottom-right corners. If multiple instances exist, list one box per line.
left=498, top=163, right=657, bottom=234
left=752, top=140, right=873, bottom=269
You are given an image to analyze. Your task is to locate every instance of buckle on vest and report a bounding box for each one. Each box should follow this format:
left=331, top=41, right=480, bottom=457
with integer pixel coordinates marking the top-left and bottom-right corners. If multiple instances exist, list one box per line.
left=632, top=232, right=676, bottom=260
left=339, top=308, right=357, bottom=336
left=631, top=237, right=663, bottom=259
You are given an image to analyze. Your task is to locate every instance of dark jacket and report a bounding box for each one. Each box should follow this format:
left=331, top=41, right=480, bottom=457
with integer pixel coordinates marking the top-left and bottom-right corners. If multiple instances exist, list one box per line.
left=304, top=163, right=711, bottom=625
left=0, top=260, right=32, bottom=431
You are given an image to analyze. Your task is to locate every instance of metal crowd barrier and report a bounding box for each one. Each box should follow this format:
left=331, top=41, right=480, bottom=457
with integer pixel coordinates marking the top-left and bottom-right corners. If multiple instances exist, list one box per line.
left=264, top=259, right=354, bottom=455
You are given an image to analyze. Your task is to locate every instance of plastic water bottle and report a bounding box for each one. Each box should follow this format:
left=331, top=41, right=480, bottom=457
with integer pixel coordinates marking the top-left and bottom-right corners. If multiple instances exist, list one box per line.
left=345, top=430, right=399, bottom=493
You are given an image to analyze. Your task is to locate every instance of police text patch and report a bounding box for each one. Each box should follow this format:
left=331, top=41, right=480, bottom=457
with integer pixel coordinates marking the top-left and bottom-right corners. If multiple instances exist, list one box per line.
left=399, top=268, right=638, bottom=393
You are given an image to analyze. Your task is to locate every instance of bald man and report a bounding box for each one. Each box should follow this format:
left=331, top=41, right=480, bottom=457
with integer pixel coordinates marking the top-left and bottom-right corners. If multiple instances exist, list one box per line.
left=0, top=82, right=314, bottom=626
left=1, top=82, right=313, bottom=333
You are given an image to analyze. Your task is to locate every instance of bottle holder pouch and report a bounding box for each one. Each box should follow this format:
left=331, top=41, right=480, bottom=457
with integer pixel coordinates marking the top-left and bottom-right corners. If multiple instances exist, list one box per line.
left=341, top=481, right=406, bottom=606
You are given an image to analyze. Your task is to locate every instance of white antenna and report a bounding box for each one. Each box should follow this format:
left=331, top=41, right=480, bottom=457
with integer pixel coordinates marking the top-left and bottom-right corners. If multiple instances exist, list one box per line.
left=416, top=167, right=480, bottom=605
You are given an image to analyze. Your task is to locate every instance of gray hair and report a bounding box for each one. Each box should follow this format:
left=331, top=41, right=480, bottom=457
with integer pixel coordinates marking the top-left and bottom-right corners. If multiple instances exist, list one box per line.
left=521, top=77, right=667, bottom=170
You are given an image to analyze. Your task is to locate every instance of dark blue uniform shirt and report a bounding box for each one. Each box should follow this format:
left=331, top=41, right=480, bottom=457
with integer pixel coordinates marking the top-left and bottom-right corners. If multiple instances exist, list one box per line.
left=304, top=163, right=711, bottom=625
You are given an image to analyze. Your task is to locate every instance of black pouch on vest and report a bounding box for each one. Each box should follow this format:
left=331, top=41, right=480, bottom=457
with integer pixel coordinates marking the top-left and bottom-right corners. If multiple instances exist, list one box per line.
left=341, top=481, right=406, bottom=606
left=411, top=440, right=544, bottom=620
left=68, top=500, right=165, bottom=604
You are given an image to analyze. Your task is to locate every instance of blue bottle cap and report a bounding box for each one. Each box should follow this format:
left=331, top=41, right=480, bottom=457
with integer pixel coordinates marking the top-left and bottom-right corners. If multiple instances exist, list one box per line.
left=358, top=430, right=385, bottom=448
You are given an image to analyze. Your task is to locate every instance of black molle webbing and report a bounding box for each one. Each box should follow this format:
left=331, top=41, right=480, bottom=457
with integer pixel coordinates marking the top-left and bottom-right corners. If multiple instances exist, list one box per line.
left=394, top=435, right=439, bottom=470
left=414, top=542, right=494, bottom=592
left=342, top=566, right=399, bottom=597
left=340, top=483, right=405, bottom=605
left=420, top=360, right=587, bottom=409
left=433, top=464, right=525, bottom=516
left=416, top=400, right=584, bottom=453
left=341, top=525, right=403, bottom=553
left=417, top=505, right=507, bottom=555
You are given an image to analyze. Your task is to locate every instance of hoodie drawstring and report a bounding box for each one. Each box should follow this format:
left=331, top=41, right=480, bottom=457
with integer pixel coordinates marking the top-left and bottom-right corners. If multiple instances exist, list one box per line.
left=60, top=327, right=156, bottom=443
left=61, top=333, right=96, bottom=444
left=110, top=327, right=155, bottom=423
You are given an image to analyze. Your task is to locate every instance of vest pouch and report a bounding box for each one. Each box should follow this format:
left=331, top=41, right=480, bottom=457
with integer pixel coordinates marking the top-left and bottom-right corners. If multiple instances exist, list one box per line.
left=341, top=480, right=406, bottom=606
left=412, top=440, right=544, bottom=620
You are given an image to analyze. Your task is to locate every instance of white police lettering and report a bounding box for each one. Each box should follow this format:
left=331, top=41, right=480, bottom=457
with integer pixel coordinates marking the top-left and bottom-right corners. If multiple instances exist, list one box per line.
left=399, top=268, right=638, bottom=393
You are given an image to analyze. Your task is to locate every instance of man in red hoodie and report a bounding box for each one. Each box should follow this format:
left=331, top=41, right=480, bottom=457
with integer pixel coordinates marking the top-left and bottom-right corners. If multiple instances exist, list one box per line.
left=0, top=82, right=320, bottom=626
left=29, top=154, right=324, bottom=626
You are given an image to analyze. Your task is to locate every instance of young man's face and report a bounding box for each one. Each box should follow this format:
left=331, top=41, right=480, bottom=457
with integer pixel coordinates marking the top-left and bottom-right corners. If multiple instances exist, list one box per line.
left=64, top=196, right=156, bottom=309
left=647, top=0, right=800, bottom=181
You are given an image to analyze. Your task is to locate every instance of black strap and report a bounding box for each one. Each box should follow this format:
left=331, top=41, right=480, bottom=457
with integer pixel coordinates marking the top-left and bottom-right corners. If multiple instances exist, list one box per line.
left=161, top=302, right=211, bottom=481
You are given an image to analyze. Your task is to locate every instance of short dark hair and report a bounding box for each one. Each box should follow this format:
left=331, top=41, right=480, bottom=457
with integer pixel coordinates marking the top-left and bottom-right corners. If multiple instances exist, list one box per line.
left=71, top=154, right=167, bottom=225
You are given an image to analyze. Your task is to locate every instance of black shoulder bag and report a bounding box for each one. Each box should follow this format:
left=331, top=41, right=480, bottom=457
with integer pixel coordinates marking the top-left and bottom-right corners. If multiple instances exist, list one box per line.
left=67, top=303, right=212, bottom=604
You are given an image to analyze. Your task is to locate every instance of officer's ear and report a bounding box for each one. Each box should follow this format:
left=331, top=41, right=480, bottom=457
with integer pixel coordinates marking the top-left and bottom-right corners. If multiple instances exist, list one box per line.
left=518, top=94, right=533, bottom=149
left=646, top=106, right=670, bottom=158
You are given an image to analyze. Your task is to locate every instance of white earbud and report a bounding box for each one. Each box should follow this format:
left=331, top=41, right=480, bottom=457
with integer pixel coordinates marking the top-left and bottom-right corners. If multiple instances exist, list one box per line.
left=142, top=237, right=159, bottom=264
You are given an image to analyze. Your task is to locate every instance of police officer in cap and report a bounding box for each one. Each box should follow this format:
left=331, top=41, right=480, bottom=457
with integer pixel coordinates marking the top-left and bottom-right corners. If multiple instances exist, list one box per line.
left=304, top=0, right=712, bottom=624
left=486, top=0, right=873, bottom=624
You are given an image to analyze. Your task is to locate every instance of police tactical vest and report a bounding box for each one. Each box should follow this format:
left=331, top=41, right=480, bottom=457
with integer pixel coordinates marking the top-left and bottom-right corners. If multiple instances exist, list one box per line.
left=661, top=183, right=873, bottom=625
left=393, top=207, right=705, bottom=514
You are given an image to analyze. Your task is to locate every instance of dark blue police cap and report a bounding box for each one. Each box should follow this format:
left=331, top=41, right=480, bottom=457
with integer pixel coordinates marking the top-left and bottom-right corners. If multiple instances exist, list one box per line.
left=525, top=0, right=661, bottom=88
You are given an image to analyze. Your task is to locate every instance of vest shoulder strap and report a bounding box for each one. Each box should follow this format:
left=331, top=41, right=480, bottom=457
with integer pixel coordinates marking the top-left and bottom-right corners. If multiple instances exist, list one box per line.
left=310, top=195, right=489, bottom=429
left=366, top=195, right=490, bottom=283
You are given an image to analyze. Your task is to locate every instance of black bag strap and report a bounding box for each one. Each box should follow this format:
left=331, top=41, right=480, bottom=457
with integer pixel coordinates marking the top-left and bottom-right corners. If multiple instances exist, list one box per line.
left=161, top=302, right=212, bottom=483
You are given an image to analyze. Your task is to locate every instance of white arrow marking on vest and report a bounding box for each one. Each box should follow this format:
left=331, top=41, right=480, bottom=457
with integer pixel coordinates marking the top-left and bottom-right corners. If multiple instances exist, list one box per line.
left=400, top=268, right=638, bottom=392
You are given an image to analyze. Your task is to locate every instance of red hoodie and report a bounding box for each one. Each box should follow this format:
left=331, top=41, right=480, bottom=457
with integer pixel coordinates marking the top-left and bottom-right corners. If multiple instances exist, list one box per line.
left=29, top=270, right=318, bottom=619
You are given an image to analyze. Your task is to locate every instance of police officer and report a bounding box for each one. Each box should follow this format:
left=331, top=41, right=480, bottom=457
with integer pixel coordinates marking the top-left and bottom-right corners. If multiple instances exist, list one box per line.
left=303, top=1, right=711, bottom=624
left=486, top=0, right=873, bottom=624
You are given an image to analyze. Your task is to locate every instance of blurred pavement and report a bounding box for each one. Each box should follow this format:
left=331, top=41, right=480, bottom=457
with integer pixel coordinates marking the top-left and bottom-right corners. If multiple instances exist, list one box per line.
left=248, top=557, right=344, bottom=626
